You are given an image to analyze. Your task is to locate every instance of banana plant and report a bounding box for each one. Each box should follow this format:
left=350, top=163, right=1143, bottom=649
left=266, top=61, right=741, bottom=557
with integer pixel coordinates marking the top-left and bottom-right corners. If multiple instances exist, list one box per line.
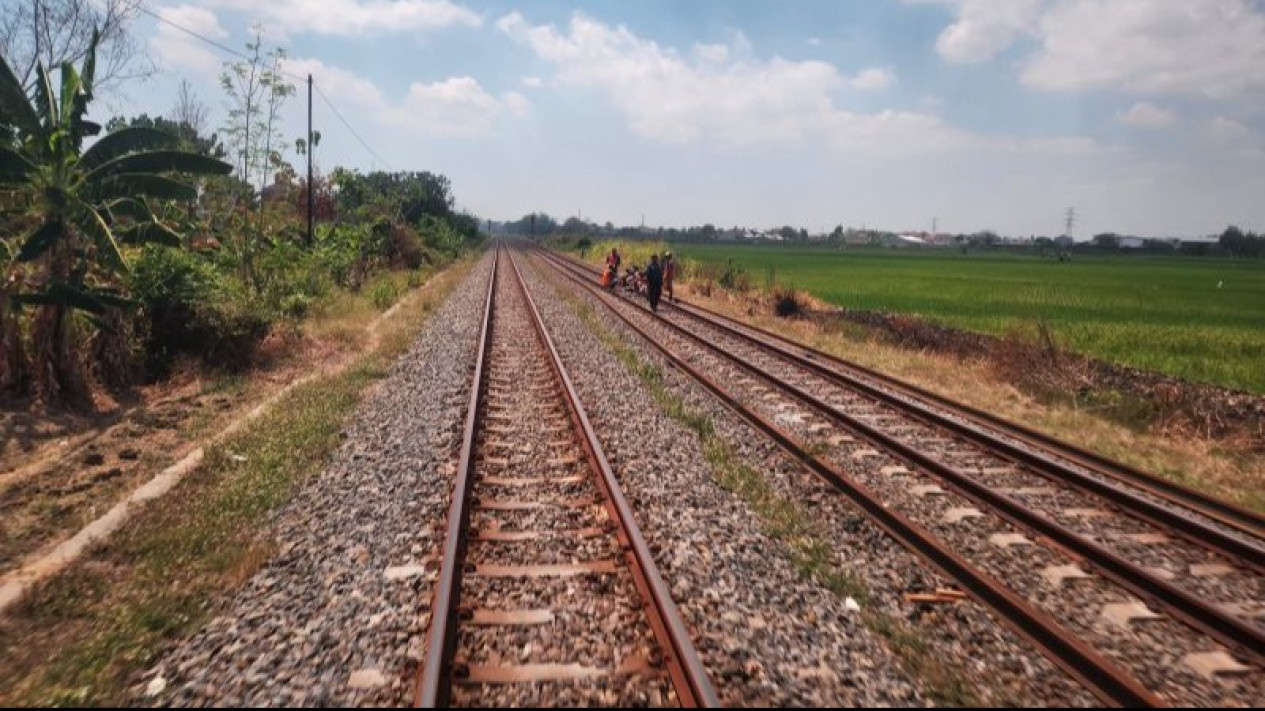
left=0, top=29, right=232, bottom=399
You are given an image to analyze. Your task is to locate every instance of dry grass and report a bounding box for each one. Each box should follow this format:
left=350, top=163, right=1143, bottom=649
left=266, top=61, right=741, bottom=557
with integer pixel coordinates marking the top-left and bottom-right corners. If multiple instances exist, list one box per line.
left=686, top=287, right=1265, bottom=513
left=0, top=257, right=474, bottom=707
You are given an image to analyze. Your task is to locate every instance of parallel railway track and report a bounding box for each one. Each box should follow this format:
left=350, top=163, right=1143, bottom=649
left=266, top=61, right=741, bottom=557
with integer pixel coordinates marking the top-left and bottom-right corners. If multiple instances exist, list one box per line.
left=534, top=246, right=1264, bottom=706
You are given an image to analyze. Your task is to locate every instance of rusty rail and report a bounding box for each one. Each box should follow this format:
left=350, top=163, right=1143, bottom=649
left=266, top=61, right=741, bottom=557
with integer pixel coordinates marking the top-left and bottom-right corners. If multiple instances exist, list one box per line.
left=539, top=247, right=1265, bottom=665
left=549, top=249, right=1265, bottom=547
left=531, top=248, right=1162, bottom=707
left=415, top=245, right=719, bottom=707
left=506, top=248, right=719, bottom=707
left=416, top=243, right=499, bottom=708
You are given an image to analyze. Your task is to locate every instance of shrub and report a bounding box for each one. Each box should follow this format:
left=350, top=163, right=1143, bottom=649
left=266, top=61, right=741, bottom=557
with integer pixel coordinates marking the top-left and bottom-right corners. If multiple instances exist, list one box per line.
left=368, top=274, right=401, bottom=309
left=129, top=247, right=272, bottom=377
left=255, top=241, right=333, bottom=312
left=773, top=288, right=803, bottom=318
left=386, top=222, right=427, bottom=269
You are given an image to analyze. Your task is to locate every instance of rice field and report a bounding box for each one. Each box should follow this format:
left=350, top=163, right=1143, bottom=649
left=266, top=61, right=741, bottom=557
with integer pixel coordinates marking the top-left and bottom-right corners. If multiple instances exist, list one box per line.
left=661, top=244, right=1265, bottom=394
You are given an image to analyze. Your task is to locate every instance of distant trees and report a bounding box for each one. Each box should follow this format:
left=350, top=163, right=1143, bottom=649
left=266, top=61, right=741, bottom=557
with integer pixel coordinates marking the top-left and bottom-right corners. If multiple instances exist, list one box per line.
left=504, top=213, right=558, bottom=236
left=1092, top=233, right=1121, bottom=250
left=104, top=113, right=226, bottom=159
left=1219, top=225, right=1264, bottom=257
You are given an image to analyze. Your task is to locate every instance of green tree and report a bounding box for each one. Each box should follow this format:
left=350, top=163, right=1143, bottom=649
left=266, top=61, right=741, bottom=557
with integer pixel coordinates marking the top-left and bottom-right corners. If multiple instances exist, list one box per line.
left=1092, top=232, right=1121, bottom=250
left=0, top=29, right=231, bottom=401
left=104, top=113, right=226, bottom=159
left=218, top=27, right=294, bottom=285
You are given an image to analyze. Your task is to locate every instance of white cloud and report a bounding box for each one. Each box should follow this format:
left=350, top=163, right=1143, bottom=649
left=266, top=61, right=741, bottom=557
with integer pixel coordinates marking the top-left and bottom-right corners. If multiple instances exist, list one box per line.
left=917, top=0, right=1265, bottom=98
left=1117, top=102, right=1176, bottom=128
left=848, top=67, right=896, bottom=90
left=283, top=57, right=385, bottom=108
left=497, top=12, right=838, bottom=145
left=277, top=59, right=518, bottom=136
left=1022, top=0, right=1265, bottom=98
left=502, top=91, right=530, bottom=115
left=1208, top=116, right=1250, bottom=141
left=498, top=12, right=1088, bottom=157
left=381, top=76, right=520, bottom=135
left=694, top=43, right=730, bottom=63
left=521, top=76, right=544, bottom=88
left=151, top=5, right=228, bottom=76
left=208, top=0, right=481, bottom=36
left=806, top=37, right=823, bottom=46
left=910, top=0, right=1045, bottom=63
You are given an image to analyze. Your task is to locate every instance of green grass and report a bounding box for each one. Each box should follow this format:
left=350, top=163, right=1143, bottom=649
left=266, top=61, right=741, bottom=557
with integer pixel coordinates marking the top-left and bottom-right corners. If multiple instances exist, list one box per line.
left=0, top=260, right=473, bottom=707
left=670, top=244, right=1265, bottom=393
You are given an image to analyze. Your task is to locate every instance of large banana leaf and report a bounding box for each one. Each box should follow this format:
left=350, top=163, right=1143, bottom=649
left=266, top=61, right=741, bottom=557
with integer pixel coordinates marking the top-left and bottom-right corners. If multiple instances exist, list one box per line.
left=70, top=203, right=126, bottom=274
left=80, top=29, right=98, bottom=96
left=90, top=174, right=198, bottom=202
left=103, top=197, right=155, bottom=223
left=17, top=219, right=62, bottom=261
left=71, top=33, right=98, bottom=144
left=59, top=63, right=82, bottom=137
left=79, top=127, right=182, bottom=172
left=0, top=48, right=40, bottom=138
left=11, top=282, right=131, bottom=314
left=83, top=150, right=232, bottom=186
left=119, top=221, right=181, bottom=247
left=34, top=63, right=58, bottom=130
left=0, top=146, right=36, bottom=184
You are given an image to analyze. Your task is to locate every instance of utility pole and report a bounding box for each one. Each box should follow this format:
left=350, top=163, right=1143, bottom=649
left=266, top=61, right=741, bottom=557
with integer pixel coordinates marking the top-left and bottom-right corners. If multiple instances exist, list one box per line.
left=530, top=214, right=536, bottom=240
left=1064, top=207, right=1076, bottom=239
left=932, top=216, right=938, bottom=237
left=306, top=74, right=314, bottom=247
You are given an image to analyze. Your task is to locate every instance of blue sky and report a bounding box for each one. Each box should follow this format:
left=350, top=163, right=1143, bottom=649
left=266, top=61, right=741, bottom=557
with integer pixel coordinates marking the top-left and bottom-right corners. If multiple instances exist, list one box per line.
left=116, top=0, right=1265, bottom=237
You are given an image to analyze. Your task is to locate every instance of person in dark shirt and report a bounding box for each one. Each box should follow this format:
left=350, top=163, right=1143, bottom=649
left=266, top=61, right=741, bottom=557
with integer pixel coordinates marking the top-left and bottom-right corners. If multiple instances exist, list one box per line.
left=645, top=254, right=664, bottom=312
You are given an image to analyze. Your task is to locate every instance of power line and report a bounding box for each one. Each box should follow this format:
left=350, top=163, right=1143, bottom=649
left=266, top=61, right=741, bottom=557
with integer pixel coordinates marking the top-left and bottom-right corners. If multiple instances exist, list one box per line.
left=137, top=4, right=393, bottom=170
left=314, top=83, right=396, bottom=172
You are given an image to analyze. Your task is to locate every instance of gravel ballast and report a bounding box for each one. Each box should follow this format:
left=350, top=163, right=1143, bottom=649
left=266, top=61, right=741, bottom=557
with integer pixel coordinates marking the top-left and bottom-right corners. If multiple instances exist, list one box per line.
left=145, top=253, right=495, bottom=707
left=527, top=252, right=1101, bottom=707
left=518, top=254, right=931, bottom=706
left=535, top=255, right=1263, bottom=706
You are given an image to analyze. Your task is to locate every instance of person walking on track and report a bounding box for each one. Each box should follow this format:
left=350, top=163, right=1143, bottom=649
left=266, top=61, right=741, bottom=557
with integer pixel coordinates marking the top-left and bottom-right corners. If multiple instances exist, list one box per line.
left=663, top=251, right=677, bottom=303
left=645, top=253, right=664, bottom=312
left=606, top=248, right=621, bottom=279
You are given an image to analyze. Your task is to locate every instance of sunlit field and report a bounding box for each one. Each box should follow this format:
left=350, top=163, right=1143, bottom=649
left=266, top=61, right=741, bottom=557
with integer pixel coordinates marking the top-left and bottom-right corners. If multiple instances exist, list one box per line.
left=671, top=245, right=1265, bottom=393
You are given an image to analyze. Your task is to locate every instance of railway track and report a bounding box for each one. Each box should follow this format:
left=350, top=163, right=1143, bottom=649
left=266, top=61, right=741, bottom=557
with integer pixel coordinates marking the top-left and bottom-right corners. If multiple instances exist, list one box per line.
left=548, top=249, right=1265, bottom=546
left=534, top=247, right=1265, bottom=706
left=415, top=246, right=717, bottom=707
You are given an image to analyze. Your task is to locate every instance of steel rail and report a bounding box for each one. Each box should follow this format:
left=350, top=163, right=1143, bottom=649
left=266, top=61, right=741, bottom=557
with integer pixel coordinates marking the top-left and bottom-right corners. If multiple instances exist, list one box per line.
left=539, top=248, right=1265, bottom=665
left=530, top=249, right=1163, bottom=708
left=550, top=249, right=1265, bottom=544
left=416, top=243, right=499, bottom=707
left=415, top=244, right=719, bottom=707
left=507, top=247, right=719, bottom=707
